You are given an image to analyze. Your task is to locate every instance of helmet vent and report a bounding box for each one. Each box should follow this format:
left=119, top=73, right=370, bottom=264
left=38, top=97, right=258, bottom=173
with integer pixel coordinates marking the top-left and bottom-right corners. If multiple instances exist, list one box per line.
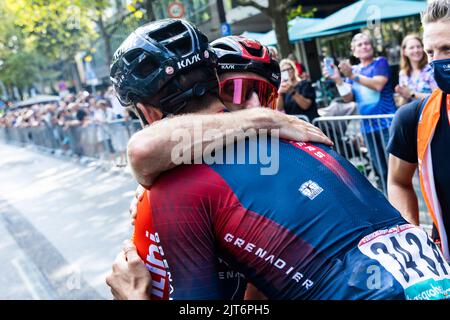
left=147, top=21, right=187, bottom=42
left=164, top=36, right=192, bottom=56
left=124, top=49, right=144, bottom=64
left=245, top=46, right=263, bottom=58
left=133, top=55, right=159, bottom=78
left=213, top=43, right=235, bottom=52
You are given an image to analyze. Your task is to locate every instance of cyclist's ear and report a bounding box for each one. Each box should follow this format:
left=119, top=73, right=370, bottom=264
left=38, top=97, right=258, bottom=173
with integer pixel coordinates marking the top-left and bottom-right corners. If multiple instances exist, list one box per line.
left=135, top=103, right=163, bottom=125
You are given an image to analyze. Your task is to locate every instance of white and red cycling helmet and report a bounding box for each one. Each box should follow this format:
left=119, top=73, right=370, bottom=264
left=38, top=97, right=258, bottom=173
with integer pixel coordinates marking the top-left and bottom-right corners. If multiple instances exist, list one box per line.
left=211, top=36, right=280, bottom=109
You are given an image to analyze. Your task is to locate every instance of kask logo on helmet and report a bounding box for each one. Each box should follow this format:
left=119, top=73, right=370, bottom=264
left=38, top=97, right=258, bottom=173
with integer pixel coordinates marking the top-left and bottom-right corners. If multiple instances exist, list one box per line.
left=220, top=64, right=235, bottom=70
left=176, top=50, right=210, bottom=70
left=177, top=53, right=201, bottom=69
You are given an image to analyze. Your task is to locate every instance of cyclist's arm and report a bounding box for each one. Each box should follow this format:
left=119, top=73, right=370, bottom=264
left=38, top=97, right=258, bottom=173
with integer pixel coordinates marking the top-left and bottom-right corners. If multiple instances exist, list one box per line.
left=387, top=154, right=419, bottom=225
left=128, top=108, right=332, bottom=188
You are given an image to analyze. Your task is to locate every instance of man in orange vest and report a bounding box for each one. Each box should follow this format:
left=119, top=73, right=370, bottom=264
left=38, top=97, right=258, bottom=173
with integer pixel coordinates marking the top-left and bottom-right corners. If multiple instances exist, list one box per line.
left=387, top=0, right=450, bottom=262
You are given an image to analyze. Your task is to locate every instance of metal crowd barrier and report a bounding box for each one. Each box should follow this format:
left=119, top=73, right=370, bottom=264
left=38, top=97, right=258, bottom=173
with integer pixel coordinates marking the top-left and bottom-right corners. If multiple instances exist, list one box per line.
left=295, top=115, right=311, bottom=123
left=0, top=120, right=142, bottom=165
left=312, top=114, right=394, bottom=195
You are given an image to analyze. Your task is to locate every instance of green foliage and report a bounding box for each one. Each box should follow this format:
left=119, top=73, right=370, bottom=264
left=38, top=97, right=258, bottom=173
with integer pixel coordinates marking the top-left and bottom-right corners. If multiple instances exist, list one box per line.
left=0, top=0, right=145, bottom=91
left=4, top=0, right=98, bottom=60
left=288, top=5, right=317, bottom=21
left=0, top=2, right=43, bottom=90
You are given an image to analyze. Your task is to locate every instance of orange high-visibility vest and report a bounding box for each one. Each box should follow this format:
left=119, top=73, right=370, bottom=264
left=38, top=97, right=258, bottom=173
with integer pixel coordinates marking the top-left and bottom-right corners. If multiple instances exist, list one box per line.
left=417, top=89, right=450, bottom=261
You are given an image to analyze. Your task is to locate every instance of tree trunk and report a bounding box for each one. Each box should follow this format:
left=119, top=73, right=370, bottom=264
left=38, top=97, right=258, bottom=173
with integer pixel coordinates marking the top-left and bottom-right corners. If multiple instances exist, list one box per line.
left=271, top=2, right=291, bottom=59
left=144, top=0, right=156, bottom=22
left=97, top=14, right=113, bottom=69
left=70, top=60, right=83, bottom=92
left=103, top=33, right=112, bottom=68
left=236, top=0, right=292, bottom=58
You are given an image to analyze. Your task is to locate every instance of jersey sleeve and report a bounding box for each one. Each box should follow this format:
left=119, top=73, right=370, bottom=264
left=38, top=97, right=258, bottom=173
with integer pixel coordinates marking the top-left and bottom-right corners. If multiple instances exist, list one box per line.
left=386, top=100, right=421, bottom=163
left=148, top=164, right=245, bottom=300
left=373, top=57, right=390, bottom=78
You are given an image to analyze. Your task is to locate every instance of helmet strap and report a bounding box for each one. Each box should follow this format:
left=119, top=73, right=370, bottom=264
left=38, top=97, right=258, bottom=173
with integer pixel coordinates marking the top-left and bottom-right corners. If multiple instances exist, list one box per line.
left=159, top=81, right=218, bottom=117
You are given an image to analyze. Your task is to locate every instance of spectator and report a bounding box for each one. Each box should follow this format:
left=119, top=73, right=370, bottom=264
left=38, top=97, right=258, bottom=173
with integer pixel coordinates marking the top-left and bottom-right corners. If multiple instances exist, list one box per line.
left=105, top=86, right=127, bottom=120
left=387, top=0, right=450, bottom=261
left=73, top=102, right=89, bottom=126
left=93, top=99, right=114, bottom=160
left=395, top=34, right=437, bottom=105
left=323, top=32, right=397, bottom=189
left=277, top=58, right=319, bottom=121
left=268, top=46, right=279, bottom=62
left=287, top=53, right=305, bottom=78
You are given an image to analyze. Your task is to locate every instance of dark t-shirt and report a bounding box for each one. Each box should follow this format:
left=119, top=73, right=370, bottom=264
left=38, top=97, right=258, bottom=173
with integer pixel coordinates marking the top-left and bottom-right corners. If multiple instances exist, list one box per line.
left=386, top=93, right=450, bottom=246
left=283, top=80, right=319, bottom=121
left=76, top=108, right=88, bottom=122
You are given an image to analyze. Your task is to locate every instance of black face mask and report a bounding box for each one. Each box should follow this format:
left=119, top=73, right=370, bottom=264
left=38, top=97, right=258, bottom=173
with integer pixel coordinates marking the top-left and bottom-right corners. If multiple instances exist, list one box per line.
left=430, top=58, right=450, bottom=94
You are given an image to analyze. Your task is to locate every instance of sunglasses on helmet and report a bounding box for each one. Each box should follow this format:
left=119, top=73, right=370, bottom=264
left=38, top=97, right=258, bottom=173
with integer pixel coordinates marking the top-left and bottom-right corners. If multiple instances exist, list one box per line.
left=219, top=77, right=278, bottom=109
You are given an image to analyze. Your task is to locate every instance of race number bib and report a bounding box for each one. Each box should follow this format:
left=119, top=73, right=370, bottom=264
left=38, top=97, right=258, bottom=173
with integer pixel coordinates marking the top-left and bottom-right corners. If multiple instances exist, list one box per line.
left=358, top=224, right=450, bottom=300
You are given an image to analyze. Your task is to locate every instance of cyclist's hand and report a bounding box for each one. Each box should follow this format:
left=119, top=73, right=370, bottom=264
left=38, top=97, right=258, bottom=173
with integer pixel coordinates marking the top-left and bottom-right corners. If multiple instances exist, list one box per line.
left=251, top=108, right=333, bottom=146
left=276, top=113, right=333, bottom=146
left=130, top=185, right=146, bottom=225
left=106, top=240, right=151, bottom=300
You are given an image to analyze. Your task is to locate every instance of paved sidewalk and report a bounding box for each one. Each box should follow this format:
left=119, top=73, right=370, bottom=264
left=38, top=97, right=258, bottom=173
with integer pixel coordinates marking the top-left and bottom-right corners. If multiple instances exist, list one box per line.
left=0, top=143, right=137, bottom=299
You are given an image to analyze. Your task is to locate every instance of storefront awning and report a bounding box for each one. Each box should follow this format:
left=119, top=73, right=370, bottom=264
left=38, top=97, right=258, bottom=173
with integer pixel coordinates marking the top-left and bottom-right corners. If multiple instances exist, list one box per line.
left=302, top=0, right=427, bottom=36
left=240, top=17, right=324, bottom=46
left=241, top=0, right=426, bottom=45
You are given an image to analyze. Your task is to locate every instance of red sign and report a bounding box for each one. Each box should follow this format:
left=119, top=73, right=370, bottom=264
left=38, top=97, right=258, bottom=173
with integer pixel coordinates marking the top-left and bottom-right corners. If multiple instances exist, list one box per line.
left=167, top=2, right=185, bottom=19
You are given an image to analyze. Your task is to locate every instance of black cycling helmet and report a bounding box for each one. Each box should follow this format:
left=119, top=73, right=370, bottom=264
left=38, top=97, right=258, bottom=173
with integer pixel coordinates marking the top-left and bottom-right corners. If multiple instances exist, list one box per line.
left=211, top=36, right=281, bottom=88
left=110, top=19, right=217, bottom=116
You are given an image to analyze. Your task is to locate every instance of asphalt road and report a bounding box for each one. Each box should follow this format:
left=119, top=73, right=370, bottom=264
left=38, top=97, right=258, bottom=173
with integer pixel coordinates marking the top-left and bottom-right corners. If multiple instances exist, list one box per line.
left=0, top=143, right=137, bottom=299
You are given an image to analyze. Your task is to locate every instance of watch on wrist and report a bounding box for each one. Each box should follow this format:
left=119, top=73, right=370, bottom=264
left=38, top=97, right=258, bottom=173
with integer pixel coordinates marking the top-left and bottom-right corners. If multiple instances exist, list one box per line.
left=353, top=75, right=361, bottom=82
left=411, top=92, right=416, bottom=99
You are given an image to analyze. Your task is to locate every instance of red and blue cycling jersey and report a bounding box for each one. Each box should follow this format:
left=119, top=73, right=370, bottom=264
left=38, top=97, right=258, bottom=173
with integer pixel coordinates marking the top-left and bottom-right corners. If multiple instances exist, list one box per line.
left=133, top=139, right=450, bottom=300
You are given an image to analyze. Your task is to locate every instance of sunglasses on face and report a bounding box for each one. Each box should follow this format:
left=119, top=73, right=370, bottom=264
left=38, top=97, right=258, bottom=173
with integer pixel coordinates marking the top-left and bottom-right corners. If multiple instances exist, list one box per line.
left=219, top=77, right=279, bottom=109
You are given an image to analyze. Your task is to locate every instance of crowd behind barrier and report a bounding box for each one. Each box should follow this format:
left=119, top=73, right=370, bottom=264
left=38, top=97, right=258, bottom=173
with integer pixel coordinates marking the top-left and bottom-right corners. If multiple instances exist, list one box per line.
left=0, top=87, right=141, bottom=166
left=0, top=119, right=142, bottom=165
